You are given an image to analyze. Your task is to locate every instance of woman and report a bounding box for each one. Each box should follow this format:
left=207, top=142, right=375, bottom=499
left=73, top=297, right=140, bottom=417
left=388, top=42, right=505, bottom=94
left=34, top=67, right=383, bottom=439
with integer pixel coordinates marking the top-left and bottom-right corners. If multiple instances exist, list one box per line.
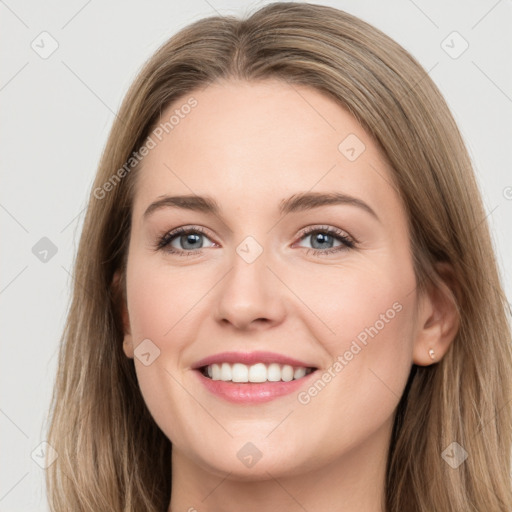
left=45, top=2, right=512, bottom=511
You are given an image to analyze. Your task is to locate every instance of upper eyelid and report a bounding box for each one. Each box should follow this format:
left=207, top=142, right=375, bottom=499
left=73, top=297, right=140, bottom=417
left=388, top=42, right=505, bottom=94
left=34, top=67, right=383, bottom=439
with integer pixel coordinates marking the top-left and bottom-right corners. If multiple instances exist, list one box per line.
left=296, top=224, right=354, bottom=240
left=159, top=225, right=213, bottom=246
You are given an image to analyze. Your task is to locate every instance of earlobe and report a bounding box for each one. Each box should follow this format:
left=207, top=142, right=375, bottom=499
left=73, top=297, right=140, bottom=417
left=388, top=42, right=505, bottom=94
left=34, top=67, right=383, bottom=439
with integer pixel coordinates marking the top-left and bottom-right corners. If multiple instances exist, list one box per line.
left=122, top=335, right=134, bottom=359
left=412, top=263, right=460, bottom=366
left=112, top=270, right=134, bottom=360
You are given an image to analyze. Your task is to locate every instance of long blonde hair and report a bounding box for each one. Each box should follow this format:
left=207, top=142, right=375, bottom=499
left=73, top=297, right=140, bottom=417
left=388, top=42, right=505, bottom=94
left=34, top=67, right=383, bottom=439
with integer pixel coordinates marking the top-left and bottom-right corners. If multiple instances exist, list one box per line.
left=45, top=2, right=512, bottom=510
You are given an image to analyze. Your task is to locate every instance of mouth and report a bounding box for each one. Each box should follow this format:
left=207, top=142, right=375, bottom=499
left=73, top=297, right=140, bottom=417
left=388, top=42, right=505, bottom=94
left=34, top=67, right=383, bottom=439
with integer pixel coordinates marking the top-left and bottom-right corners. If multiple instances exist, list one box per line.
left=192, top=351, right=319, bottom=403
left=198, top=362, right=316, bottom=383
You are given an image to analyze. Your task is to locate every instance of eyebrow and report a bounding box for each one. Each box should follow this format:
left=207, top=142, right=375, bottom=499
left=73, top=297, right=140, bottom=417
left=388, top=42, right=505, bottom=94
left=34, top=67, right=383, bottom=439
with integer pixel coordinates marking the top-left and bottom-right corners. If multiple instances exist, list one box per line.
left=143, top=191, right=379, bottom=221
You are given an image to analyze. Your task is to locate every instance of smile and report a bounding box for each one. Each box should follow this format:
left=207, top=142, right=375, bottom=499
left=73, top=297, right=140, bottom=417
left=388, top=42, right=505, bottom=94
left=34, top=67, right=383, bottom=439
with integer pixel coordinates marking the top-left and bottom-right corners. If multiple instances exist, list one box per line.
left=192, top=351, right=318, bottom=403
left=200, top=362, right=315, bottom=383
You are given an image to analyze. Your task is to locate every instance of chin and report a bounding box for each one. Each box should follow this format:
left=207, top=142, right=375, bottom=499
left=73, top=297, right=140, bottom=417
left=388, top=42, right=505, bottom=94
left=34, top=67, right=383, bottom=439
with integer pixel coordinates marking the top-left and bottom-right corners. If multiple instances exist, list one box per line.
left=185, top=438, right=312, bottom=480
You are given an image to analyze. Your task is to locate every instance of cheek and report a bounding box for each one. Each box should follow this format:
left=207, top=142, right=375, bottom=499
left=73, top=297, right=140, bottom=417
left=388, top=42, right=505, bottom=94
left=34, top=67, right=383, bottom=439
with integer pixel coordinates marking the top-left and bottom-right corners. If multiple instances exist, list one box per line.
left=124, top=259, right=207, bottom=434
left=286, top=253, right=416, bottom=347
left=286, top=254, right=417, bottom=408
left=126, top=257, right=212, bottom=345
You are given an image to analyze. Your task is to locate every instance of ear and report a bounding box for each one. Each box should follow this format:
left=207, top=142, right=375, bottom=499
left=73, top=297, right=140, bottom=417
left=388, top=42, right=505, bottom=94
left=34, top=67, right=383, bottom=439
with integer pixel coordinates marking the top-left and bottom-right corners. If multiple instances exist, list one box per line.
left=412, top=262, right=460, bottom=366
left=112, top=269, right=134, bottom=359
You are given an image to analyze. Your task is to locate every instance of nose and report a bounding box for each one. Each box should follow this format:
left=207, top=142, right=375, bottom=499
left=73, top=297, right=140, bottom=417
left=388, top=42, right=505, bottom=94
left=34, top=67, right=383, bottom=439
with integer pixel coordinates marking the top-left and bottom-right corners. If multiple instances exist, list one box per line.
left=213, top=245, right=286, bottom=331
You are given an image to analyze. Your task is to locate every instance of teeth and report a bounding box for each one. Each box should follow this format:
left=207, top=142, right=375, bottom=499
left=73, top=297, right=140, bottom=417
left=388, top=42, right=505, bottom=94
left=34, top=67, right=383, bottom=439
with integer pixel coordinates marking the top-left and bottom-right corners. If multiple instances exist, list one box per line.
left=282, top=365, right=294, bottom=382
left=267, top=363, right=281, bottom=381
left=232, top=363, right=248, bottom=382
left=221, top=362, right=232, bottom=381
left=248, top=363, right=267, bottom=383
left=294, top=367, right=306, bottom=379
left=206, top=362, right=313, bottom=383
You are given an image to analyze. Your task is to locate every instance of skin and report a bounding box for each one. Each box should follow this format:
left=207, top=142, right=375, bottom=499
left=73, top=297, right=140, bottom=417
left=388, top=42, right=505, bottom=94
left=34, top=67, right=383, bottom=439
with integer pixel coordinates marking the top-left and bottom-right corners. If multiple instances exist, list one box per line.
left=116, top=79, right=458, bottom=512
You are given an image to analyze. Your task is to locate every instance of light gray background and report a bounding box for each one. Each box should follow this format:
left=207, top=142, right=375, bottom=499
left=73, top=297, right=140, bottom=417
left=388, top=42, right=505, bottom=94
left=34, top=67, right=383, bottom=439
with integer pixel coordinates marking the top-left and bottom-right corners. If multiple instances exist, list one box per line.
left=1, top=0, right=511, bottom=509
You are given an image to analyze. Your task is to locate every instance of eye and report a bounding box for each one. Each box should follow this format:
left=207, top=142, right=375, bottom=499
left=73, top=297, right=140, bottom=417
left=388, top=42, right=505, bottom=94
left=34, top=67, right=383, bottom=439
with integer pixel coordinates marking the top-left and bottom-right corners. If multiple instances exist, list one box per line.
left=294, top=225, right=356, bottom=256
left=155, top=224, right=356, bottom=257
left=155, top=226, right=216, bottom=256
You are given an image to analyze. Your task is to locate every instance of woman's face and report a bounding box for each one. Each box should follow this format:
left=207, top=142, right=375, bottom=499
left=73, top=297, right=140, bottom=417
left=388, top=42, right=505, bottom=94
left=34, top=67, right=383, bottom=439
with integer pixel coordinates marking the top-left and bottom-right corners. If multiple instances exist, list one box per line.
left=120, top=79, right=431, bottom=479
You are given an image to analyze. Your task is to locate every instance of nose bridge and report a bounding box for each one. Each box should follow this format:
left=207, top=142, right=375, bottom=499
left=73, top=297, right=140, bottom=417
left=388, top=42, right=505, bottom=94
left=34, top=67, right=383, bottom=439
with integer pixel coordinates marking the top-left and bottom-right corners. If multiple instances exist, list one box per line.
left=213, top=236, right=285, bottom=329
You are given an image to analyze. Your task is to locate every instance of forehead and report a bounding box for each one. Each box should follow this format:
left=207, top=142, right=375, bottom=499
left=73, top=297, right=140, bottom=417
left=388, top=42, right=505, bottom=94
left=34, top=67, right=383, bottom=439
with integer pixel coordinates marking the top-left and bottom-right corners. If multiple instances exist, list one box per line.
left=132, top=79, right=400, bottom=221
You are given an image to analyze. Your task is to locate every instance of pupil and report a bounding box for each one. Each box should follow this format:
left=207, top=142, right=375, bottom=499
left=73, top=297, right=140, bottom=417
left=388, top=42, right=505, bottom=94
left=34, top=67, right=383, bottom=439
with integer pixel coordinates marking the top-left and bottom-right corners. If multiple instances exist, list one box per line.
left=182, top=233, right=202, bottom=249
left=312, top=232, right=333, bottom=249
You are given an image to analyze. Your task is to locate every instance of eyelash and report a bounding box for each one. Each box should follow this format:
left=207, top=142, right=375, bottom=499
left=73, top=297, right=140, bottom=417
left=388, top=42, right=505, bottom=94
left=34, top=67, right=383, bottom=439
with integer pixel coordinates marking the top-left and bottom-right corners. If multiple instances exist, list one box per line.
left=154, top=225, right=356, bottom=257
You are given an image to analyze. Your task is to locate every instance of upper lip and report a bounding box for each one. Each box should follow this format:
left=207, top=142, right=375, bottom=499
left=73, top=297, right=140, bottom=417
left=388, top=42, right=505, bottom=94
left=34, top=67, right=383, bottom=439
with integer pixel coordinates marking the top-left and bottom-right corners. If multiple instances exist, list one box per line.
left=192, top=351, right=317, bottom=369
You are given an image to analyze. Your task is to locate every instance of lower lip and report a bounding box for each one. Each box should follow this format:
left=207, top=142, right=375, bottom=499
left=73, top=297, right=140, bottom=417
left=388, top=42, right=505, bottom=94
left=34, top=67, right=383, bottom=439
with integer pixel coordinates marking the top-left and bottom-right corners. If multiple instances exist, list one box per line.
left=195, top=370, right=317, bottom=404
